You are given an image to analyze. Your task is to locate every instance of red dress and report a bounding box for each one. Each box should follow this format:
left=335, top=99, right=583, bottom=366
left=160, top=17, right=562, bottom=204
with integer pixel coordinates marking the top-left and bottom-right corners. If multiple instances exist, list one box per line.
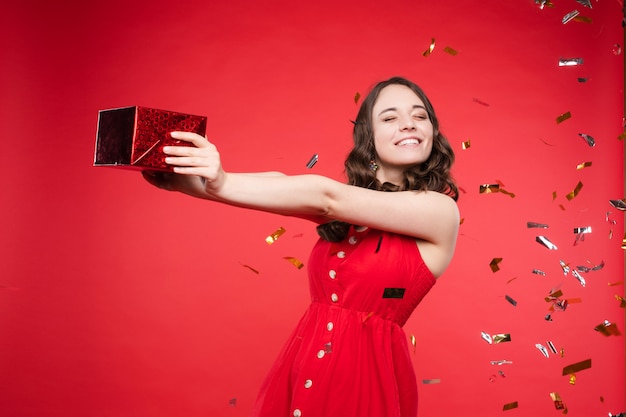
left=252, top=226, right=436, bottom=417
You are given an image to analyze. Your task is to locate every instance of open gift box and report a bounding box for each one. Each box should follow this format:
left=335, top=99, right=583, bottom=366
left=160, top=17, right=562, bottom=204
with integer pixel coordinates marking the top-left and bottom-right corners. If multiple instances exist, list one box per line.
left=94, top=106, right=207, bottom=171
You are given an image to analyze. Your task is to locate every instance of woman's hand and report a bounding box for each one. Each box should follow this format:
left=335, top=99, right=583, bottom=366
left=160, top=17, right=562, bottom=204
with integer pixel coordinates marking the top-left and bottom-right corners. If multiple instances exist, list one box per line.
left=162, top=131, right=226, bottom=194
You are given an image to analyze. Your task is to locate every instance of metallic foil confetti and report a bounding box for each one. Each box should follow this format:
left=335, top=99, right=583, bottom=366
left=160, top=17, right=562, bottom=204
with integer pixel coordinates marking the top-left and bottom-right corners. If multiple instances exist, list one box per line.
left=594, top=320, right=621, bottom=336
left=383, top=288, right=406, bottom=299
left=505, top=295, right=517, bottom=306
left=562, top=359, right=591, bottom=375
left=556, top=111, right=572, bottom=123
left=578, top=133, right=595, bottom=147
left=608, top=281, right=624, bottom=286
left=573, top=15, right=592, bottom=23
left=229, top=398, right=237, bottom=406
left=565, top=181, right=583, bottom=201
left=535, top=0, right=554, bottom=8
left=615, top=295, right=626, bottom=308
left=609, top=199, right=626, bottom=210
left=578, top=77, right=588, bottom=83
left=537, top=236, right=558, bottom=250
left=422, top=379, right=441, bottom=384
left=462, top=140, right=471, bottom=149
left=569, top=374, right=577, bottom=385
left=619, top=132, right=626, bottom=140
left=306, top=154, right=318, bottom=169
left=559, top=204, right=566, bottom=211
left=576, top=161, right=592, bottom=170
left=536, top=343, right=550, bottom=358
left=559, top=57, right=584, bottom=66
left=571, top=270, right=586, bottom=287
left=506, top=277, right=518, bottom=284
left=527, top=222, right=549, bottom=228
left=533, top=269, right=547, bottom=276
left=550, top=392, right=566, bottom=410
left=241, top=264, right=260, bottom=274
left=545, top=313, right=552, bottom=321
left=562, top=10, right=580, bottom=24
left=498, top=188, right=516, bottom=198
left=354, top=92, right=361, bottom=104
left=547, top=341, right=558, bottom=354
left=479, top=184, right=500, bottom=194
left=608, top=413, right=626, bottom=417
left=490, top=360, right=513, bottom=365
left=443, top=46, right=458, bottom=56
left=552, top=191, right=557, bottom=201
left=503, top=402, right=518, bottom=411
left=575, top=0, right=592, bottom=8
left=410, top=334, right=416, bottom=352
left=622, top=233, right=626, bottom=250
left=472, top=97, right=490, bottom=106
left=481, top=331, right=493, bottom=344
left=283, top=256, right=304, bottom=269
left=560, top=260, right=570, bottom=275
left=265, top=226, right=286, bottom=244
left=493, top=333, right=512, bottom=344
left=576, top=260, right=604, bottom=272
left=423, top=38, right=435, bottom=57
left=490, top=258, right=503, bottom=272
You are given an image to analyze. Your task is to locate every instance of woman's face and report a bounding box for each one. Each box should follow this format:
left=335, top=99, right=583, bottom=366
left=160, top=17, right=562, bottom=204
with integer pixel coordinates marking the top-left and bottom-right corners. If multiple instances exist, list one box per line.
left=371, top=84, right=434, bottom=183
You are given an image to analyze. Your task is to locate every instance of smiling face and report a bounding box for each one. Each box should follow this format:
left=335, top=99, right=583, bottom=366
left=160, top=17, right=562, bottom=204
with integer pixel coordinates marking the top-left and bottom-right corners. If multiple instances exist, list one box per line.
left=371, top=84, right=434, bottom=184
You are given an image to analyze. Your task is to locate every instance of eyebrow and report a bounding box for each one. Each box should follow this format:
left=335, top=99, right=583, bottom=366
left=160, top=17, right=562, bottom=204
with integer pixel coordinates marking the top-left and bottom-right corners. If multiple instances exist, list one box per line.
left=377, top=105, right=427, bottom=117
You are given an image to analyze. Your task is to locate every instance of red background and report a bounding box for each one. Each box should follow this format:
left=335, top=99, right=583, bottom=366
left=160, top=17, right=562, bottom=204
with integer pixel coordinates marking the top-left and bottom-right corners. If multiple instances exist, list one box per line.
left=1, top=1, right=624, bottom=416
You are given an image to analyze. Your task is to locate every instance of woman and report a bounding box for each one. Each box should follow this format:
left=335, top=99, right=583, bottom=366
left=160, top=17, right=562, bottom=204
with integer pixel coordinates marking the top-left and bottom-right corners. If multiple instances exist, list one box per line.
left=143, top=76, right=459, bottom=417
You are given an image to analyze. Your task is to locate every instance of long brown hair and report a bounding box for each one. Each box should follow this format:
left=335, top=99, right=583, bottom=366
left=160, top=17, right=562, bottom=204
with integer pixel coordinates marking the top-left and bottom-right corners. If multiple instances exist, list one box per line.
left=317, top=76, right=458, bottom=242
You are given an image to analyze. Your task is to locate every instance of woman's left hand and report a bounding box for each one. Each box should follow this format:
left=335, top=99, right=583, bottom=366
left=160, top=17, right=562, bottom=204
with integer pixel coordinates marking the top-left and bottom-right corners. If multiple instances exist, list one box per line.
left=163, top=131, right=226, bottom=194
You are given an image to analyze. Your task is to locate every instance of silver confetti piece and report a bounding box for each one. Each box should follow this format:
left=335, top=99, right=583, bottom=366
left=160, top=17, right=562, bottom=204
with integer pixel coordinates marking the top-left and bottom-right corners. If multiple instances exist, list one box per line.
left=575, top=0, right=592, bottom=8
left=537, top=236, right=558, bottom=250
left=560, top=260, right=570, bottom=275
left=573, top=226, right=592, bottom=234
left=490, top=360, right=513, bottom=365
left=535, top=343, right=550, bottom=358
left=559, top=57, right=584, bottom=66
left=532, top=269, right=547, bottom=276
left=562, top=10, right=580, bottom=24
left=576, top=260, right=604, bottom=272
left=609, top=200, right=626, bottom=211
left=547, top=341, right=558, bottom=354
left=578, top=133, right=595, bottom=147
left=572, top=270, right=586, bottom=287
left=306, top=154, right=319, bottom=169
left=527, top=222, right=549, bottom=228
left=481, top=331, right=493, bottom=344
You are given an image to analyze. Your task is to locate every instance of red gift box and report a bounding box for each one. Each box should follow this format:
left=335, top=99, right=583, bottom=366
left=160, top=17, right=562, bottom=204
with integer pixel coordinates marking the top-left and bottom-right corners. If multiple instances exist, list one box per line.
left=94, top=106, right=207, bottom=171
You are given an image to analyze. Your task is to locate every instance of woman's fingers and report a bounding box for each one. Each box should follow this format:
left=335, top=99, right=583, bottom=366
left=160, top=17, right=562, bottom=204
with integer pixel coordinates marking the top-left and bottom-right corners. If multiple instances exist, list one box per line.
left=170, top=131, right=212, bottom=147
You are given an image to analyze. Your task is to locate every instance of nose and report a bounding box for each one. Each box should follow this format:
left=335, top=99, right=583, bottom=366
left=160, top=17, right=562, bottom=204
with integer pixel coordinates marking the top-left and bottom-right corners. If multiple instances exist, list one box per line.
left=400, top=115, right=417, bottom=131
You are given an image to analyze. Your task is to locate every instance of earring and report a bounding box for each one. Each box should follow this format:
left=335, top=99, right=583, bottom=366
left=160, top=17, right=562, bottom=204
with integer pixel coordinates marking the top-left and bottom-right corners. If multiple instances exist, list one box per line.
left=369, top=159, right=379, bottom=172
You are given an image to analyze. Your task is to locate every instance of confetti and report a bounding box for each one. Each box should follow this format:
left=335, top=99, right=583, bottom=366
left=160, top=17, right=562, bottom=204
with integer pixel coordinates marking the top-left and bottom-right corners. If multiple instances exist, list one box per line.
left=306, top=154, right=318, bottom=169
left=614, top=44, right=623, bottom=55
left=481, top=331, right=493, bottom=344
left=578, top=77, right=589, bottom=83
left=532, top=269, right=547, bottom=276
left=608, top=281, right=624, bottom=286
left=240, top=264, right=260, bottom=274
left=535, top=0, right=554, bottom=8
left=576, top=161, right=592, bottom=170
left=479, top=184, right=500, bottom=194
left=443, top=46, right=458, bottom=56
left=550, top=392, right=566, bottom=410
left=615, top=295, right=626, bottom=308
left=559, top=57, right=584, bottom=66
left=490, top=258, right=503, bottom=272
left=576, top=260, right=604, bottom=272
left=354, top=92, right=361, bottom=104
left=594, top=320, right=621, bottom=336
left=462, top=140, right=471, bottom=149
left=556, top=111, right=572, bottom=124
left=505, top=295, right=517, bottom=306
left=565, top=181, right=583, bottom=201
left=578, top=133, right=595, bottom=147
left=552, top=191, right=557, bottom=201
left=547, top=341, right=558, bottom=354
left=472, top=97, right=490, bottom=106
left=562, top=10, right=580, bottom=24
left=422, top=38, right=436, bottom=57
left=283, top=257, right=304, bottom=269
left=265, top=227, right=286, bottom=244
left=382, top=288, right=405, bottom=299
left=536, top=343, right=550, bottom=358
left=503, top=402, right=518, bottom=411
left=490, top=360, right=513, bottom=365
left=575, top=0, right=592, bottom=8
left=609, top=199, right=626, bottom=210
left=493, top=333, right=512, bottom=344
left=569, top=374, right=577, bottom=385
left=422, top=379, right=441, bottom=384
left=622, top=233, right=626, bottom=250
left=560, top=260, right=570, bottom=275
left=573, top=15, right=592, bottom=23
left=619, top=131, right=626, bottom=140
left=527, top=222, right=549, bottom=229
left=571, top=270, right=586, bottom=287
left=536, top=236, right=558, bottom=250
left=562, top=358, right=591, bottom=375
left=410, top=334, right=416, bottom=352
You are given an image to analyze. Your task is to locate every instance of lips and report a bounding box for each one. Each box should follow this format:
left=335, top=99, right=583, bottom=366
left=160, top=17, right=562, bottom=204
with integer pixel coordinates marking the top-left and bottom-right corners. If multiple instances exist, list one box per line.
left=395, top=137, right=421, bottom=146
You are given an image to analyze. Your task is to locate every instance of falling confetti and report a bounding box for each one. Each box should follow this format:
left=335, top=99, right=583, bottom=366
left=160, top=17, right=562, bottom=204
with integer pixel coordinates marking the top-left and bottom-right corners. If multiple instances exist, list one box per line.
left=443, top=46, right=458, bottom=56
left=571, top=270, right=586, bottom=287
left=550, top=392, right=566, bottom=410
left=594, top=320, right=621, bottom=336
left=410, top=334, right=417, bottom=353
left=559, top=57, right=584, bottom=66
left=556, top=111, right=572, bottom=124
left=576, top=161, right=592, bottom=170
left=422, top=38, right=436, bottom=57
left=532, top=269, right=547, bottom=276
left=354, top=92, right=361, bottom=104
left=265, top=227, right=286, bottom=244
left=422, top=379, right=441, bottom=384
left=576, top=260, right=604, bottom=272
left=565, top=181, right=583, bottom=201
left=562, top=10, right=580, bottom=24
left=462, top=140, right=471, bottom=149
left=505, top=295, right=517, bottom=306
left=614, top=44, right=623, bottom=55
left=609, top=199, right=626, bottom=210
left=479, top=184, right=500, bottom=194
left=503, top=402, right=519, bottom=411
left=578, top=133, right=595, bottom=147
left=240, top=264, right=260, bottom=274
left=575, top=0, right=592, bottom=8
left=490, top=360, right=513, bottom=365
left=283, top=256, right=304, bottom=269
left=490, top=258, right=503, bottom=272
left=472, top=97, right=490, bottom=106
left=536, top=236, right=558, bottom=250
left=306, top=154, right=319, bottom=169
left=492, top=334, right=512, bottom=344
left=562, top=358, right=591, bottom=375
left=535, top=343, right=550, bottom=358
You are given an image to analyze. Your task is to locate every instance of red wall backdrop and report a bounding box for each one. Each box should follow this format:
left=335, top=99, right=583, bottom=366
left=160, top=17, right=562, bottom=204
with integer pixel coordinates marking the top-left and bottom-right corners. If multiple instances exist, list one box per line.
left=1, top=1, right=624, bottom=416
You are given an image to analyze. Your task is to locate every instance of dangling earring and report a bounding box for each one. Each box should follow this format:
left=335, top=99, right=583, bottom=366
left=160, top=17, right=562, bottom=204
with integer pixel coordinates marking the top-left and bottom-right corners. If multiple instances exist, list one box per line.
left=369, top=159, right=379, bottom=172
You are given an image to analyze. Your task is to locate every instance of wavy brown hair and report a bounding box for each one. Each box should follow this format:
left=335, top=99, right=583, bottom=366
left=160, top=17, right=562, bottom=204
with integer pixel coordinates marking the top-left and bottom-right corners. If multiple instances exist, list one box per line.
left=317, top=76, right=458, bottom=242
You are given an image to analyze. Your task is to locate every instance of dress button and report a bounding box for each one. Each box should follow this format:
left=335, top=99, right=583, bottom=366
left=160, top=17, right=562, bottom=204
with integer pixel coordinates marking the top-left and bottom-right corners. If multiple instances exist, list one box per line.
left=317, top=350, right=325, bottom=359
left=304, top=379, right=313, bottom=389
left=328, top=270, right=337, bottom=279
left=327, top=322, right=334, bottom=331
left=293, top=409, right=302, bottom=417
left=348, top=236, right=358, bottom=245
left=331, top=293, right=339, bottom=303
left=337, top=251, right=346, bottom=258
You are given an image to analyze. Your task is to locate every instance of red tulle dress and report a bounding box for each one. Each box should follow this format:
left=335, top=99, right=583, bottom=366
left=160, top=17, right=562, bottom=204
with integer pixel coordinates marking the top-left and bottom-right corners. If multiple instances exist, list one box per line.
left=252, top=226, right=436, bottom=417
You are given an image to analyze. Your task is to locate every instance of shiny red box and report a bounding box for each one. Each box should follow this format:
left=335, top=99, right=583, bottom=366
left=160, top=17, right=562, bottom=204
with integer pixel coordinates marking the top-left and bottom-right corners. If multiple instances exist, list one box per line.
left=94, top=106, right=207, bottom=171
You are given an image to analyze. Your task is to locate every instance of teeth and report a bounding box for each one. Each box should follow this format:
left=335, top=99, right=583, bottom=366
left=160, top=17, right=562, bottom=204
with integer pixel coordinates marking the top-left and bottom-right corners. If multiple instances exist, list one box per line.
left=397, top=139, right=419, bottom=146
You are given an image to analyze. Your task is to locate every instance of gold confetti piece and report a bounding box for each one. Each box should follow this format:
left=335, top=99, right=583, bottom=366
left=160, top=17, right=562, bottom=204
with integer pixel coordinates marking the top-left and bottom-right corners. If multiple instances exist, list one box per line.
left=576, top=161, right=592, bottom=170
left=535, top=0, right=554, bottom=8
left=490, top=258, right=503, bottom=272
left=550, top=392, right=566, bottom=410
left=565, top=298, right=581, bottom=304
left=283, top=256, right=304, bottom=269
left=241, top=264, right=260, bottom=274
left=472, top=97, right=490, bottom=106
left=265, top=227, right=286, bottom=244
left=569, top=373, right=577, bottom=385
left=562, top=358, right=591, bottom=375
left=410, top=334, right=416, bottom=352
left=562, top=9, right=580, bottom=24
left=594, top=320, right=621, bottom=336
left=527, top=222, right=549, bottom=228
left=565, top=181, right=583, bottom=201
left=443, top=46, right=458, bottom=56
left=503, top=401, right=518, bottom=411
left=622, top=233, right=626, bottom=250
left=422, top=38, right=435, bottom=57
left=578, top=77, right=589, bottom=83
left=559, top=57, right=584, bottom=66
left=422, top=379, right=441, bottom=384
left=618, top=132, right=626, bottom=140
left=505, top=295, right=517, bottom=306
left=608, top=281, right=624, bottom=286
left=462, top=140, right=471, bottom=149
left=306, top=154, right=318, bottom=169
left=556, top=111, right=572, bottom=124
left=536, top=343, right=549, bottom=358
left=354, top=92, right=361, bottom=104
left=615, top=295, right=626, bottom=308
left=536, top=236, right=558, bottom=250
left=578, top=133, right=595, bottom=147
left=609, top=199, right=626, bottom=210
left=573, top=15, right=592, bottom=23
left=552, top=191, right=557, bottom=200
left=479, top=184, right=499, bottom=194
left=493, top=333, right=511, bottom=344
